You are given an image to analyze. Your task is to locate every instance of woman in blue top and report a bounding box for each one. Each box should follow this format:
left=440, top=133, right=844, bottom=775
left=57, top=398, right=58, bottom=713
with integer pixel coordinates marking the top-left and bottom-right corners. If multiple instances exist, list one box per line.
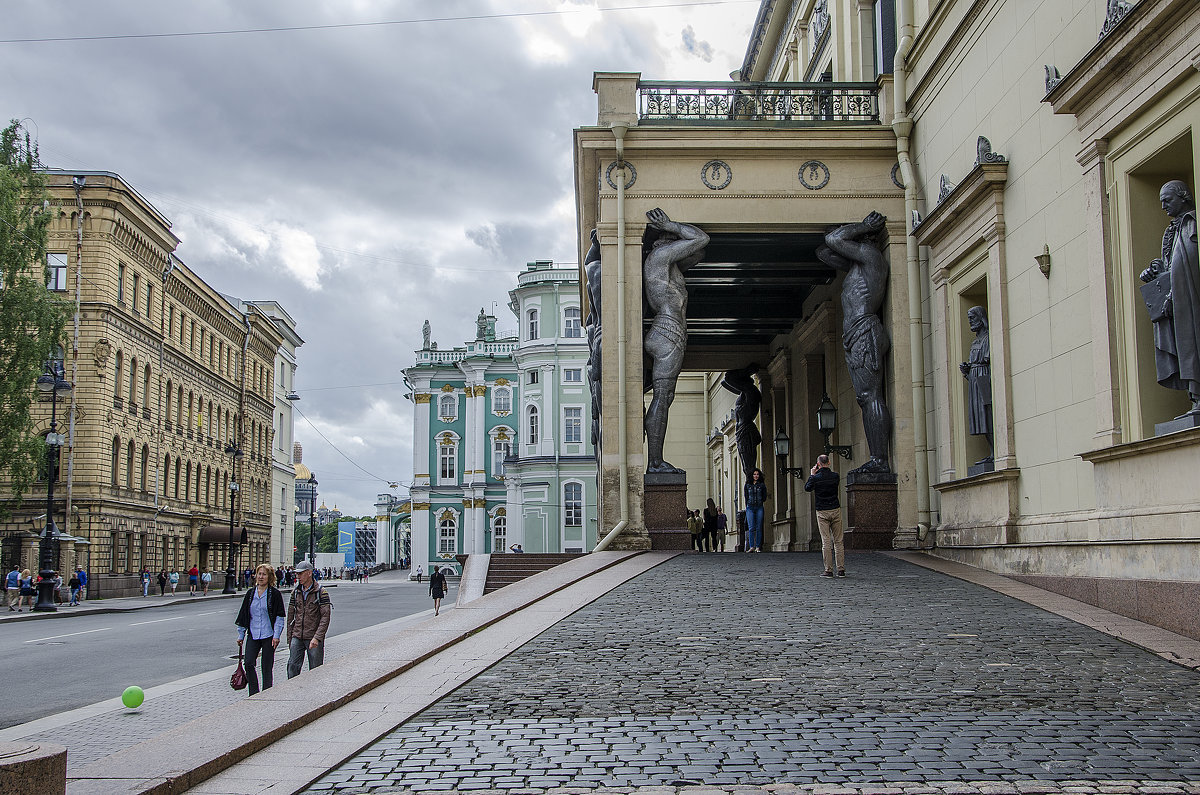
left=234, top=563, right=286, bottom=695
left=743, top=468, right=768, bottom=552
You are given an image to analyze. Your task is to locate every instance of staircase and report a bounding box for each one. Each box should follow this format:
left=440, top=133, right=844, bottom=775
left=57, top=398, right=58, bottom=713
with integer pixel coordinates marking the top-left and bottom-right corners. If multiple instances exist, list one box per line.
left=483, top=553, right=586, bottom=594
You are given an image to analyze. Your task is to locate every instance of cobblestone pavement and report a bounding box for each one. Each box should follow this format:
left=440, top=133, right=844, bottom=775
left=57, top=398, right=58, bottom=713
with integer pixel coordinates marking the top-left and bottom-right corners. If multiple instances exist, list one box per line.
left=306, top=553, right=1200, bottom=793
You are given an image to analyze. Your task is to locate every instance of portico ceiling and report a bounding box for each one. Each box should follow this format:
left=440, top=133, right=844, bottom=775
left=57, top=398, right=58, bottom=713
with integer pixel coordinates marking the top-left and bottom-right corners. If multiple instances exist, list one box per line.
left=659, top=231, right=835, bottom=365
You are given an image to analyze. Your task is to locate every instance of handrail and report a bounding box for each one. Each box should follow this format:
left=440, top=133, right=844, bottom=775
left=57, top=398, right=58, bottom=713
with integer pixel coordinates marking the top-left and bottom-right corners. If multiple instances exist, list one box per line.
left=637, top=80, right=879, bottom=125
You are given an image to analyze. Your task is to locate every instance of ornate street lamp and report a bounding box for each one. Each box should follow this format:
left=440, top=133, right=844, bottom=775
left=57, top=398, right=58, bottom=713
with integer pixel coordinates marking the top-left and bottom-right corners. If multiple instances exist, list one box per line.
left=308, top=474, right=318, bottom=563
left=815, top=393, right=853, bottom=460
left=34, top=366, right=72, bottom=612
left=222, top=443, right=243, bottom=594
left=771, top=428, right=807, bottom=478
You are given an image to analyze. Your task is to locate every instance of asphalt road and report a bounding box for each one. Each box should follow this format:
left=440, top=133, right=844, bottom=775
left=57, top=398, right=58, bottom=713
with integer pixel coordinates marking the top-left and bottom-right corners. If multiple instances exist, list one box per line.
left=0, top=569, right=438, bottom=729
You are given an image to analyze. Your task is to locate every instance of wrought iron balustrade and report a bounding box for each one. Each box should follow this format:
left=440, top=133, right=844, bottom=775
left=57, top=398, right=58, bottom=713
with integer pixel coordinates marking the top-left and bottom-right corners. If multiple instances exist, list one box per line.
left=637, top=81, right=879, bottom=125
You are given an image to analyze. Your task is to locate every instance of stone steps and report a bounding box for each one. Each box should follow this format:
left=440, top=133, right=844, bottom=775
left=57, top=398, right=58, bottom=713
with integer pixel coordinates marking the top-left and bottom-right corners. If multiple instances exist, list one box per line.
left=483, top=553, right=585, bottom=594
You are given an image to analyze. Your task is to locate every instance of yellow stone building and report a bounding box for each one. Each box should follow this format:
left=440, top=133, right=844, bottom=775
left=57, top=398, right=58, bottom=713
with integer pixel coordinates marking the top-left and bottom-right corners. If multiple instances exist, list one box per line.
left=575, top=0, right=1200, bottom=637
left=0, top=171, right=284, bottom=596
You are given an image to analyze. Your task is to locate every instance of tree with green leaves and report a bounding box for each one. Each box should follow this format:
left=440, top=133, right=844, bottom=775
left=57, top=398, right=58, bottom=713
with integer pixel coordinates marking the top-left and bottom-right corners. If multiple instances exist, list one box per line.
left=0, top=120, right=72, bottom=518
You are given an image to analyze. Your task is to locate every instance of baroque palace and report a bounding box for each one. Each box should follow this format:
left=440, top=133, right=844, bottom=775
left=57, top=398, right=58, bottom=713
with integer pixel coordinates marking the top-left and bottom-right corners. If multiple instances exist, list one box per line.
left=0, top=171, right=295, bottom=597
left=575, top=0, right=1199, bottom=638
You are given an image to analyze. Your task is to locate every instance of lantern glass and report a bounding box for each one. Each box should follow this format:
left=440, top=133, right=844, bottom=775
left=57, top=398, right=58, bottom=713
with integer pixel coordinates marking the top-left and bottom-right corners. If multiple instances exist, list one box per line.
left=816, top=394, right=837, bottom=435
left=772, top=428, right=790, bottom=458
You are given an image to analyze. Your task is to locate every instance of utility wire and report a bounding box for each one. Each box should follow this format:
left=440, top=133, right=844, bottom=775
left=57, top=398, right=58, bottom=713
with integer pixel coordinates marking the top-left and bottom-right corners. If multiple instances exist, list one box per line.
left=293, top=403, right=395, bottom=485
left=0, top=1, right=755, bottom=45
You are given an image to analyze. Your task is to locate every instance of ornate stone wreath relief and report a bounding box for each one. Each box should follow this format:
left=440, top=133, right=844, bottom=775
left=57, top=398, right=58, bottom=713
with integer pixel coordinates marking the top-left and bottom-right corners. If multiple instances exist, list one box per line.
left=700, top=160, right=733, bottom=190
left=798, top=160, right=830, bottom=190
left=605, top=161, right=637, bottom=190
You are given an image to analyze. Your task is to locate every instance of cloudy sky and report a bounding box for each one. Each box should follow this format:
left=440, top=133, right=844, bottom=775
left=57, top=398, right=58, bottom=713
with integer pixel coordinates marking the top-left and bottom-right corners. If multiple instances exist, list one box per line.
left=4, top=0, right=755, bottom=514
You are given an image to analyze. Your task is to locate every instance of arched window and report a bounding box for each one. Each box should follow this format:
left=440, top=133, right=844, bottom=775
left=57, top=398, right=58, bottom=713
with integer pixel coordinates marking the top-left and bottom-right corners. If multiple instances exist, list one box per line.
left=187, top=392, right=194, bottom=429
left=438, top=514, right=457, bottom=555
left=162, top=453, right=170, bottom=496
left=128, top=357, right=138, bottom=405
left=143, top=365, right=151, bottom=412
left=111, top=436, right=120, bottom=485
left=205, top=467, right=212, bottom=507
left=564, top=482, right=583, bottom=527
left=527, top=308, right=539, bottom=340
left=439, top=393, right=457, bottom=421
left=165, top=380, right=173, bottom=424
left=207, top=404, right=213, bottom=438
left=113, top=351, right=123, bottom=400
left=125, top=440, right=134, bottom=488
left=493, top=387, right=511, bottom=414
left=527, top=405, right=539, bottom=445
left=492, top=435, right=511, bottom=476
left=184, top=461, right=191, bottom=502
left=174, top=458, right=181, bottom=498
left=140, top=445, right=149, bottom=491
left=439, top=438, right=457, bottom=484
left=492, top=515, right=507, bottom=553
left=176, top=386, right=183, bottom=425
left=564, top=307, right=582, bottom=338
left=194, top=463, right=201, bottom=504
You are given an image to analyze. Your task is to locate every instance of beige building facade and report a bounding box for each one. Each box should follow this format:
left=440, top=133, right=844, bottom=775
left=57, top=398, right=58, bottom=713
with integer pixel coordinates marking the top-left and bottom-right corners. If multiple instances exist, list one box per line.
left=0, top=171, right=285, bottom=596
left=575, top=0, right=1200, bottom=638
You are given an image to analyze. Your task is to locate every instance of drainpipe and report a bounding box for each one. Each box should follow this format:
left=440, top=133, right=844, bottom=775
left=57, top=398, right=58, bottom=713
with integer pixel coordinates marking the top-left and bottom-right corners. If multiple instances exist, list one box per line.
left=593, top=124, right=630, bottom=552
left=64, top=177, right=85, bottom=538
left=892, top=0, right=931, bottom=539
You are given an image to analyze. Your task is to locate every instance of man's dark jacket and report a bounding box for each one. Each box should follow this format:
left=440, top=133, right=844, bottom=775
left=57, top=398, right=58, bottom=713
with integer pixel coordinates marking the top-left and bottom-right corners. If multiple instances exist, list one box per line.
left=804, top=468, right=841, bottom=511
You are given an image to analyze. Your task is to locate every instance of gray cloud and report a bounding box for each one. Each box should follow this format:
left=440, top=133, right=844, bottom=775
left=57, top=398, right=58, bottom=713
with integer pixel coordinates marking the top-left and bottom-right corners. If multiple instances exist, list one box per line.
left=681, top=24, right=714, bottom=63
left=3, top=0, right=748, bottom=511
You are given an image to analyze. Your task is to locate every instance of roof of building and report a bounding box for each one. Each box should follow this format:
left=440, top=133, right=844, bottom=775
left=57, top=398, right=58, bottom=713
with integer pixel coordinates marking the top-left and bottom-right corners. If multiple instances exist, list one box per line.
left=294, top=462, right=312, bottom=480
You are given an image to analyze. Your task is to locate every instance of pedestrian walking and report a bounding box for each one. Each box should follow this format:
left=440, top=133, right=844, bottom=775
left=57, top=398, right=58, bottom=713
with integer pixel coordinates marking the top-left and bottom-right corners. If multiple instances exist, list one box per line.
left=18, top=569, right=34, bottom=610
left=5, top=565, right=19, bottom=611
left=53, top=571, right=64, bottom=605
left=429, top=566, right=448, bottom=616
left=415, top=564, right=423, bottom=583
left=141, top=568, right=151, bottom=597
left=805, top=454, right=845, bottom=578
left=169, top=569, right=179, bottom=595
left=77, top=567, right=87, bottom=602
left=744, top=468, right=768, bottom=552
left=68, top=570, right=82, bottom=605
left=286, top=560, right=331, bottom=679
left=188, top=564, right=199, bottom=595
left=235, top=563, right=286, bottom=696
left=201, top=569, right=212, bottom=595
left=703, top=499, right=720, bottom=552
left=716, top=506, right=728, bottom=551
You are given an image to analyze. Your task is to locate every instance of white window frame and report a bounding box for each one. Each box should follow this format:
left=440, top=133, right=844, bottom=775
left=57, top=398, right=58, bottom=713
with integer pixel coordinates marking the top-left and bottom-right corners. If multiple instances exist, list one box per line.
left=563, top=406, right=583, bottom=444
left=438, top=393, right=457, bottom=421
left=492, top=437, right=511, bottom=477
left=563, top=368, right=583, bottom=383
left=564, top=481, right=583, bottom=527
left=564, top=307, right=582, bottom=338
left=527, top=405, right=539, bottom=446
left=437, top=433, right=459, bottom=485
left=438, top=512, right=458, bottom=555
left=493, top=386, right=512, bottom=414
left=527, top=370, right=539, bottom=385
left=491, top=514, right=507, bottom=553
left=527, top=308, right=539, bottom=341
left=47, top=252, right=68, bottom=291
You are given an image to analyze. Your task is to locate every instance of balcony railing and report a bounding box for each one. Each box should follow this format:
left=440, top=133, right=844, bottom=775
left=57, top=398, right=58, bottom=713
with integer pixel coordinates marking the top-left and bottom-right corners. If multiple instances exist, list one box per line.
left=637, top=81, right=879, bottom=125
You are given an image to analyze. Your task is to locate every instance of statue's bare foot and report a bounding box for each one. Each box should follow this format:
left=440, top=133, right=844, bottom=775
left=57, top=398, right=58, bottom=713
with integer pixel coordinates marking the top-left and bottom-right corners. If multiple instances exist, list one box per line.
left=648, top=460, right=685, bottom=474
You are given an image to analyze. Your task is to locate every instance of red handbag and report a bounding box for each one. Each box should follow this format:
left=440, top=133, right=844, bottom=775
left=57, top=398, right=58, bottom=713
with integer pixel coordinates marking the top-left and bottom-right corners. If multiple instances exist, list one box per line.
left=230, top=647, right=247, bottom=690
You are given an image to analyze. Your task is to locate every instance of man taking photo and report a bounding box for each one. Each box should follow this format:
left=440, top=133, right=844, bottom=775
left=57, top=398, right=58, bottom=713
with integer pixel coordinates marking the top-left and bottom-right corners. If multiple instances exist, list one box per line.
left=804, top=454, right=845, bottom=578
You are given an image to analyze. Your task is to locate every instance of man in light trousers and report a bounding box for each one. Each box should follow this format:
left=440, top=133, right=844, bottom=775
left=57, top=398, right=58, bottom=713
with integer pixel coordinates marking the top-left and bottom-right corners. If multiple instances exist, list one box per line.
left=804, top=454, right=845, bottom=578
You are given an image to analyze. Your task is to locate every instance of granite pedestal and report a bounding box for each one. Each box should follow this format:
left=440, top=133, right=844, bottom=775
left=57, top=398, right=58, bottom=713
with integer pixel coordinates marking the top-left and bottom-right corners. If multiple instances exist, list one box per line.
left=0, top=742, right=66, bottom=794
left=845, top=470, right=897, bottom=550
left=1155, top=411, right=1200, bottom=437
left=644, top=472, right=691, bottom=550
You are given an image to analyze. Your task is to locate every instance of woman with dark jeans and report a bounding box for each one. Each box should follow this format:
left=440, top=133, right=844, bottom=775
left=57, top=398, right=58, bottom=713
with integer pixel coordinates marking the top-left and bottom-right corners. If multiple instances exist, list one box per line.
left=743, top=468, right=768, bottom=552
left=235, top=564, right=286, bottom=696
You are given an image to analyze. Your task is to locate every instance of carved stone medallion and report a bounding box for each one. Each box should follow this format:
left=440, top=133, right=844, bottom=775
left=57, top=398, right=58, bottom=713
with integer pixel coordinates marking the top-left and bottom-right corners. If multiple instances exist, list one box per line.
left=798, top=160, right=831, bottom=190
left=700, top=160, right=733, bottom=191
left=605, top=161, right=637, bottom=190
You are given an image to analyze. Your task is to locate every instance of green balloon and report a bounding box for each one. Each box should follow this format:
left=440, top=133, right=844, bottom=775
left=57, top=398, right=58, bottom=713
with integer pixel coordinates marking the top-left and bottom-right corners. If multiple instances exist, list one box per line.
left=121, top=685, right=144, bottom=709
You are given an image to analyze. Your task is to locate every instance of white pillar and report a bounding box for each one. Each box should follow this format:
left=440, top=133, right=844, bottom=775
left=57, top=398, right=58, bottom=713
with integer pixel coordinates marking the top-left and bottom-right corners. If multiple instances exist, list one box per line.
left=475, top=385, right=487, bottom=484
left=541, top=364, right=556, bottom=456
left=507, top=478, right=526, bottom=550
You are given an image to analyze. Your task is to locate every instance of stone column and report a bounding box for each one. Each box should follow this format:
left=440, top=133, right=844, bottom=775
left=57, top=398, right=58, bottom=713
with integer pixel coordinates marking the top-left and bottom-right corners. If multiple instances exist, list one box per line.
left=413, top=394, right=431, bottom=487
left=541, top=365, right=556, bottom=457
left=856, top=0, right=876, bottom=81
left=473, top=498, right=486, bottom=556
left=506, top=477, right=525, bottom=550
left=474, top=385, right=487, bottom=484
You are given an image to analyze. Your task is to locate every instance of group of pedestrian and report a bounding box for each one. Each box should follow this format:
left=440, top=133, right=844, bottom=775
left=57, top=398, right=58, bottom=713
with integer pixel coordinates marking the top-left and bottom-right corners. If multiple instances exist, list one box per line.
left=140, top=567, right=214, bottom=597
left=234, top=560, right=332, bottom=696
left=4, top=565, right=89, bottom=610
left=687, top=500, right=727, bottom=552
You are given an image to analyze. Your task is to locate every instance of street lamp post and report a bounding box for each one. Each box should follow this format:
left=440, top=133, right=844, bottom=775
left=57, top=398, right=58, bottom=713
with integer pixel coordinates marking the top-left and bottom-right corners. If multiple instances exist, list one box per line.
left=34, top=366, right=72, bottom=613
left=222, top=444, right=243, bottom=594
left=308, top=474, right=318, bottom=564
left=772, top=394, right=853, bottom=480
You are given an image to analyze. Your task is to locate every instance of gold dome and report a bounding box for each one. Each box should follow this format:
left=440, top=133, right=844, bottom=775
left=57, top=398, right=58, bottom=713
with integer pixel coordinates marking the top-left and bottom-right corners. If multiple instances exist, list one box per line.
left=294, top=463, right=313, bottom=480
